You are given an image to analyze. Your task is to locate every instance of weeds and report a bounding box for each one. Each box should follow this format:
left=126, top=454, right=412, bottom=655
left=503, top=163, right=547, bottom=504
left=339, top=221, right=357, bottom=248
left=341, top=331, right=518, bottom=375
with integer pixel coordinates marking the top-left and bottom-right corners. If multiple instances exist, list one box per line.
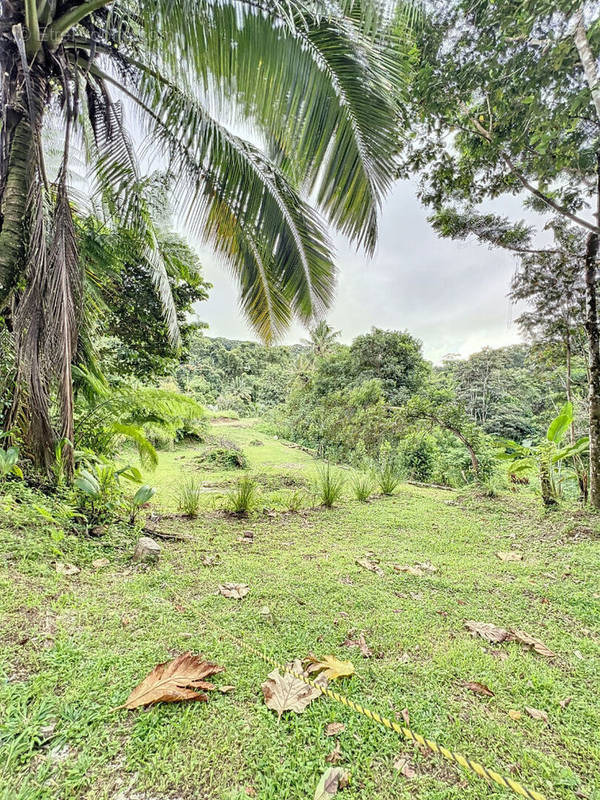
left=177, top=477, right=203, bottom=517
left=351, top=472, right=373, bottom=502
left=314, top=464, right=345, bottom=508
left=374, top=458, right=402, bottom=496
left=228, top=475, right=258, bottom=514
left=286, top=489, right=305, bottom=512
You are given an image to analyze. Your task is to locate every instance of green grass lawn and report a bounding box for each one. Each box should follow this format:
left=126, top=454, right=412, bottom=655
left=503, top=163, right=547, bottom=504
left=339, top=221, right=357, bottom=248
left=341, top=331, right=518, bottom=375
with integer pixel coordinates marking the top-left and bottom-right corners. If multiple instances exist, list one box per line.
left=1, top=420, right=599, bottom=800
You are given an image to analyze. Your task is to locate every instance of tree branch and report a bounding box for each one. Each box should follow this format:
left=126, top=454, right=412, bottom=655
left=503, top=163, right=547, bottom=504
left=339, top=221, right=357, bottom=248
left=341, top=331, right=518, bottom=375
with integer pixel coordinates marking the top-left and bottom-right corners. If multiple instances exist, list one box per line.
left=572, top=5, right=600, bottom=122
left=456, top=103, right=600, bottom=234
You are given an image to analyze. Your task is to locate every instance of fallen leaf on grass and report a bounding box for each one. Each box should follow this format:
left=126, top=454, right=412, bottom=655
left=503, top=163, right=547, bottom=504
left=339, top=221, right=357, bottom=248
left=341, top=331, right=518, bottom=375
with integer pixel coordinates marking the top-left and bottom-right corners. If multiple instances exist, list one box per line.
left=394, top=756, right=417, bottom=778
left=356, top=558, right=384, bottom=577
left=400, top=708, right=410, bottom=725
left=314, top=767, right=350, bottom=799
left=92, top=558, right=109, bottom=569
left=262, top=660, right=325, bottom=719
left=525, top=706, right=548, bottom=722
left=218, top=583, right=250, bottom=599
left=559, top=697, right=572, bottom=709
left=393, top=562, right=437, bottom=577
left=496, top=551, right=523, bottom=562
left=55, top=562, right=80, bottom=576
left=509, top=630, right=555, bottom=659
left=465, top=621, right=509, bottom=643
left=201, top=555, right=219, bottom=567
left=326, top=722, right=346, bottom=736
left=342, top=632, right=372, bottom=658
left=325, top=740, right=342, bottom=764
left=465, top=621, right=555, bottom=658
left=113, top=652, right=226, bottom=710
left=305, top=654, right=355, bottom=681
left=508, top=710, right=522, bottom=720
left=465, top=681, right=494, bottom=697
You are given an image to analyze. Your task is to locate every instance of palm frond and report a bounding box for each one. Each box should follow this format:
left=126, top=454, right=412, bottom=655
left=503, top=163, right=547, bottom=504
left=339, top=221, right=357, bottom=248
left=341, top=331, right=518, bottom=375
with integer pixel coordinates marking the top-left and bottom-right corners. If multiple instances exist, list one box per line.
left=101, top=66, right=336, bottom=341
left=83, top=79, right=180, bottom=343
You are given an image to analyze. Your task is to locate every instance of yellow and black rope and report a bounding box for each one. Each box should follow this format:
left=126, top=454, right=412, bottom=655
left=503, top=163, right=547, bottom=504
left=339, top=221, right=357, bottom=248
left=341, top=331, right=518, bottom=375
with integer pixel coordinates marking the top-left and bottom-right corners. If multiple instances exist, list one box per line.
left=222, top=631, right=549, bottom=800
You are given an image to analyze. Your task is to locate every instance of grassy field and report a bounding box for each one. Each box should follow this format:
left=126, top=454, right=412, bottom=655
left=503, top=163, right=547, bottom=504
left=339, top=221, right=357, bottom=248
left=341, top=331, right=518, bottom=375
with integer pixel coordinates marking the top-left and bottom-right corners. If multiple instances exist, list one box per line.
left=1, top=420, right=599, bottom=800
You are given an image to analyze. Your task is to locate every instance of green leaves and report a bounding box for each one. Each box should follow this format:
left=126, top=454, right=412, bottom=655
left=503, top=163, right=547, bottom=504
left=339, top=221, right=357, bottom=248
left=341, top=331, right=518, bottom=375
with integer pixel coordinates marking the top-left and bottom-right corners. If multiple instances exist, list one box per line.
left=0, top=447, right=23, bottom=481
left=546, top=402, right=573, bottom=444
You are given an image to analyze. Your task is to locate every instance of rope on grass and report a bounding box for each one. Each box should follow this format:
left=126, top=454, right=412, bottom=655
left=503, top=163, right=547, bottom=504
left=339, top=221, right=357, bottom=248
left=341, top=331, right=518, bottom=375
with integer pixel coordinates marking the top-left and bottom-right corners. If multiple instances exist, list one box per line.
left=220, top=630, right=549, bottom=800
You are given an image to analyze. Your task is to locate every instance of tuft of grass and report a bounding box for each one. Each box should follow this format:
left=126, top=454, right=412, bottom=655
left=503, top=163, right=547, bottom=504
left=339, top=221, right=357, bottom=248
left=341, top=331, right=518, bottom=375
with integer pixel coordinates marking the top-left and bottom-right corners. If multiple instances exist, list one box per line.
left=286, top=489, right=305, bottom=512
left=351, top=472, right=373, bottom=502
left=227, top=475, right=258, bottom=514
left=314, top=464, right=346, bottom=508
left=176, top=476, right=203, bottom=517
left=374, top=460, right=402, bottom=496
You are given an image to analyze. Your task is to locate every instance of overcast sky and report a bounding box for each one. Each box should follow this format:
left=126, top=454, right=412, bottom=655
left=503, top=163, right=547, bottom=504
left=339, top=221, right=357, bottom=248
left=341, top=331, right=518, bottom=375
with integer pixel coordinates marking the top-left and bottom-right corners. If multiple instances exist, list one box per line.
left=185, top=179, right=528, bottom=364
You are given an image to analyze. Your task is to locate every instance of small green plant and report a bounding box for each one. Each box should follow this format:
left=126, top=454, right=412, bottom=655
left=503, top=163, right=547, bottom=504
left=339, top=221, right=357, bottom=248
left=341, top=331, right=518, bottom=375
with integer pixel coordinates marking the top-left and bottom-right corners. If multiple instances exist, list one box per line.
left=286, top=489, right=305, bottom=512
left=73, top=459, right=143, bottom=525
left=351, top=471, right=373, bottom=502
left=314, top=464, right=345, bottom=508
left=227, top=475, right=258, bottom=514
left=129, top=484, right=156, bottom=524
left=498, top=402, right=588, bottom=506
left=177, top=477, right=203, bottom=517
left=0, top=446, right=23, bottom=481
left=372, top=444, right=402, bottom=495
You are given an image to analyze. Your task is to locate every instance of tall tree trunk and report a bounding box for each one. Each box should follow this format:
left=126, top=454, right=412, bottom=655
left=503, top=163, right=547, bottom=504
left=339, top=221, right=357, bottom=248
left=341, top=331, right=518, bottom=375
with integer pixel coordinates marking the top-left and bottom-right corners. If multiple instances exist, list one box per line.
left=584, top=154, right=600, bottom=507
left=566, top=332, right=574, bottom=443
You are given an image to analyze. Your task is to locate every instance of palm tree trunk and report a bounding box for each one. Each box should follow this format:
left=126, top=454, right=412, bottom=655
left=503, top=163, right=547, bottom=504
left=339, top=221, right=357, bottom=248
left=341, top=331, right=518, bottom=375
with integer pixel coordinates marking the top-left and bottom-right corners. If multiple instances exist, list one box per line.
left=585, top=154, right=600, bottom=508
left=0, top=115, right=32, bottom=303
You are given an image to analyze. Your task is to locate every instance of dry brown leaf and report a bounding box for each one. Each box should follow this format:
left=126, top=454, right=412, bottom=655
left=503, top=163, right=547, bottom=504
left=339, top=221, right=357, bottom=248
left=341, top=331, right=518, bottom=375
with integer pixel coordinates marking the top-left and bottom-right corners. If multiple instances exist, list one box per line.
left=305, top=654, right=355, bottom=681
left=496, top=551, right=524, bottom=562
left=55, top=562, right=80, bottom=576
left=507, top=630, right=555, bottom=659
left=325, top=740, right=342, bottom=764
left=113, top=652, right=225, bottom=710
left=508, top=710, right=522, bottom=720
left=400, top=708, right=410, bottom=725
left=465, top=621, right=509, bottom=643
left=465, top=681, right=494, bottom=697
left=393, top=565, right=425, bottom=576
left=218, top=583, right=250, bottom=599
left=394, top=755, right=417, bottom=778
left=325, top=722, right=346, bottom=736
left=201, top=555, right=219, bottom=567
left=92, top=558, right=109, bottom=569
left=559, top=697, right=572, bottom=709
left=342, top=632, right=372, bottom=658
left=525, top=706, right=548, bottom=722
left=314, top=767, right=350, bottom=799
left=262, top=660, right=325, bottom=719
left=355, top=557, right=384, bottom=577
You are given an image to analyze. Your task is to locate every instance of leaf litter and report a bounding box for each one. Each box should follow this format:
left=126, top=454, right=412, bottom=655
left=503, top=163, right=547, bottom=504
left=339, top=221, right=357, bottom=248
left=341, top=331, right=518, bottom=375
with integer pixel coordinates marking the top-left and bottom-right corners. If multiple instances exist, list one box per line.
left=113, top=652, right=228, bottom=710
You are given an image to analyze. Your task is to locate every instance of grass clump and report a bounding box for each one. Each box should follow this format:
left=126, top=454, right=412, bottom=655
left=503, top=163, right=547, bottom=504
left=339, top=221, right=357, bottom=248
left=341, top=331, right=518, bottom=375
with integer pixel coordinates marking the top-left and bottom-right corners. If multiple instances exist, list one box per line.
left=176, top=476, right=203, bottom=517
left=314, top=464, right=345, bottom=508
left=195, top=443, right=248, bottom=470
left=351, top=472, right=373, bottom=502
left=227, top=475, right=258, bottom=514
left=286, top=489, right=305, bottom=512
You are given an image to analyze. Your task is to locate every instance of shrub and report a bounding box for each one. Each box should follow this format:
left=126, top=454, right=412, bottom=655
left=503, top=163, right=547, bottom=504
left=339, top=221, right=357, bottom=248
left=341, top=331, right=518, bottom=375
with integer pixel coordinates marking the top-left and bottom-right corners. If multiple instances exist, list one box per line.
left=177, top=477, right=203, bottom=517
left=351, top=472, right=373, bottom=502
left=195, top=444, right=248, bottom=470
left=314, top=464, right=345, bottom=508
left=400, top=433, right=437, bottom=482
left=228, top=475, right=258, bottom=514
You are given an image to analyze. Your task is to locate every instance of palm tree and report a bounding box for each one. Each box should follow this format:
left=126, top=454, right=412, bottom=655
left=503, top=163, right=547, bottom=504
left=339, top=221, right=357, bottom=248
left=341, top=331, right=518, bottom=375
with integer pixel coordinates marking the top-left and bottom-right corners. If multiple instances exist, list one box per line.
left=302, top=320, right=342, bottom=358
left=0, top=0, right=409, bottom=473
